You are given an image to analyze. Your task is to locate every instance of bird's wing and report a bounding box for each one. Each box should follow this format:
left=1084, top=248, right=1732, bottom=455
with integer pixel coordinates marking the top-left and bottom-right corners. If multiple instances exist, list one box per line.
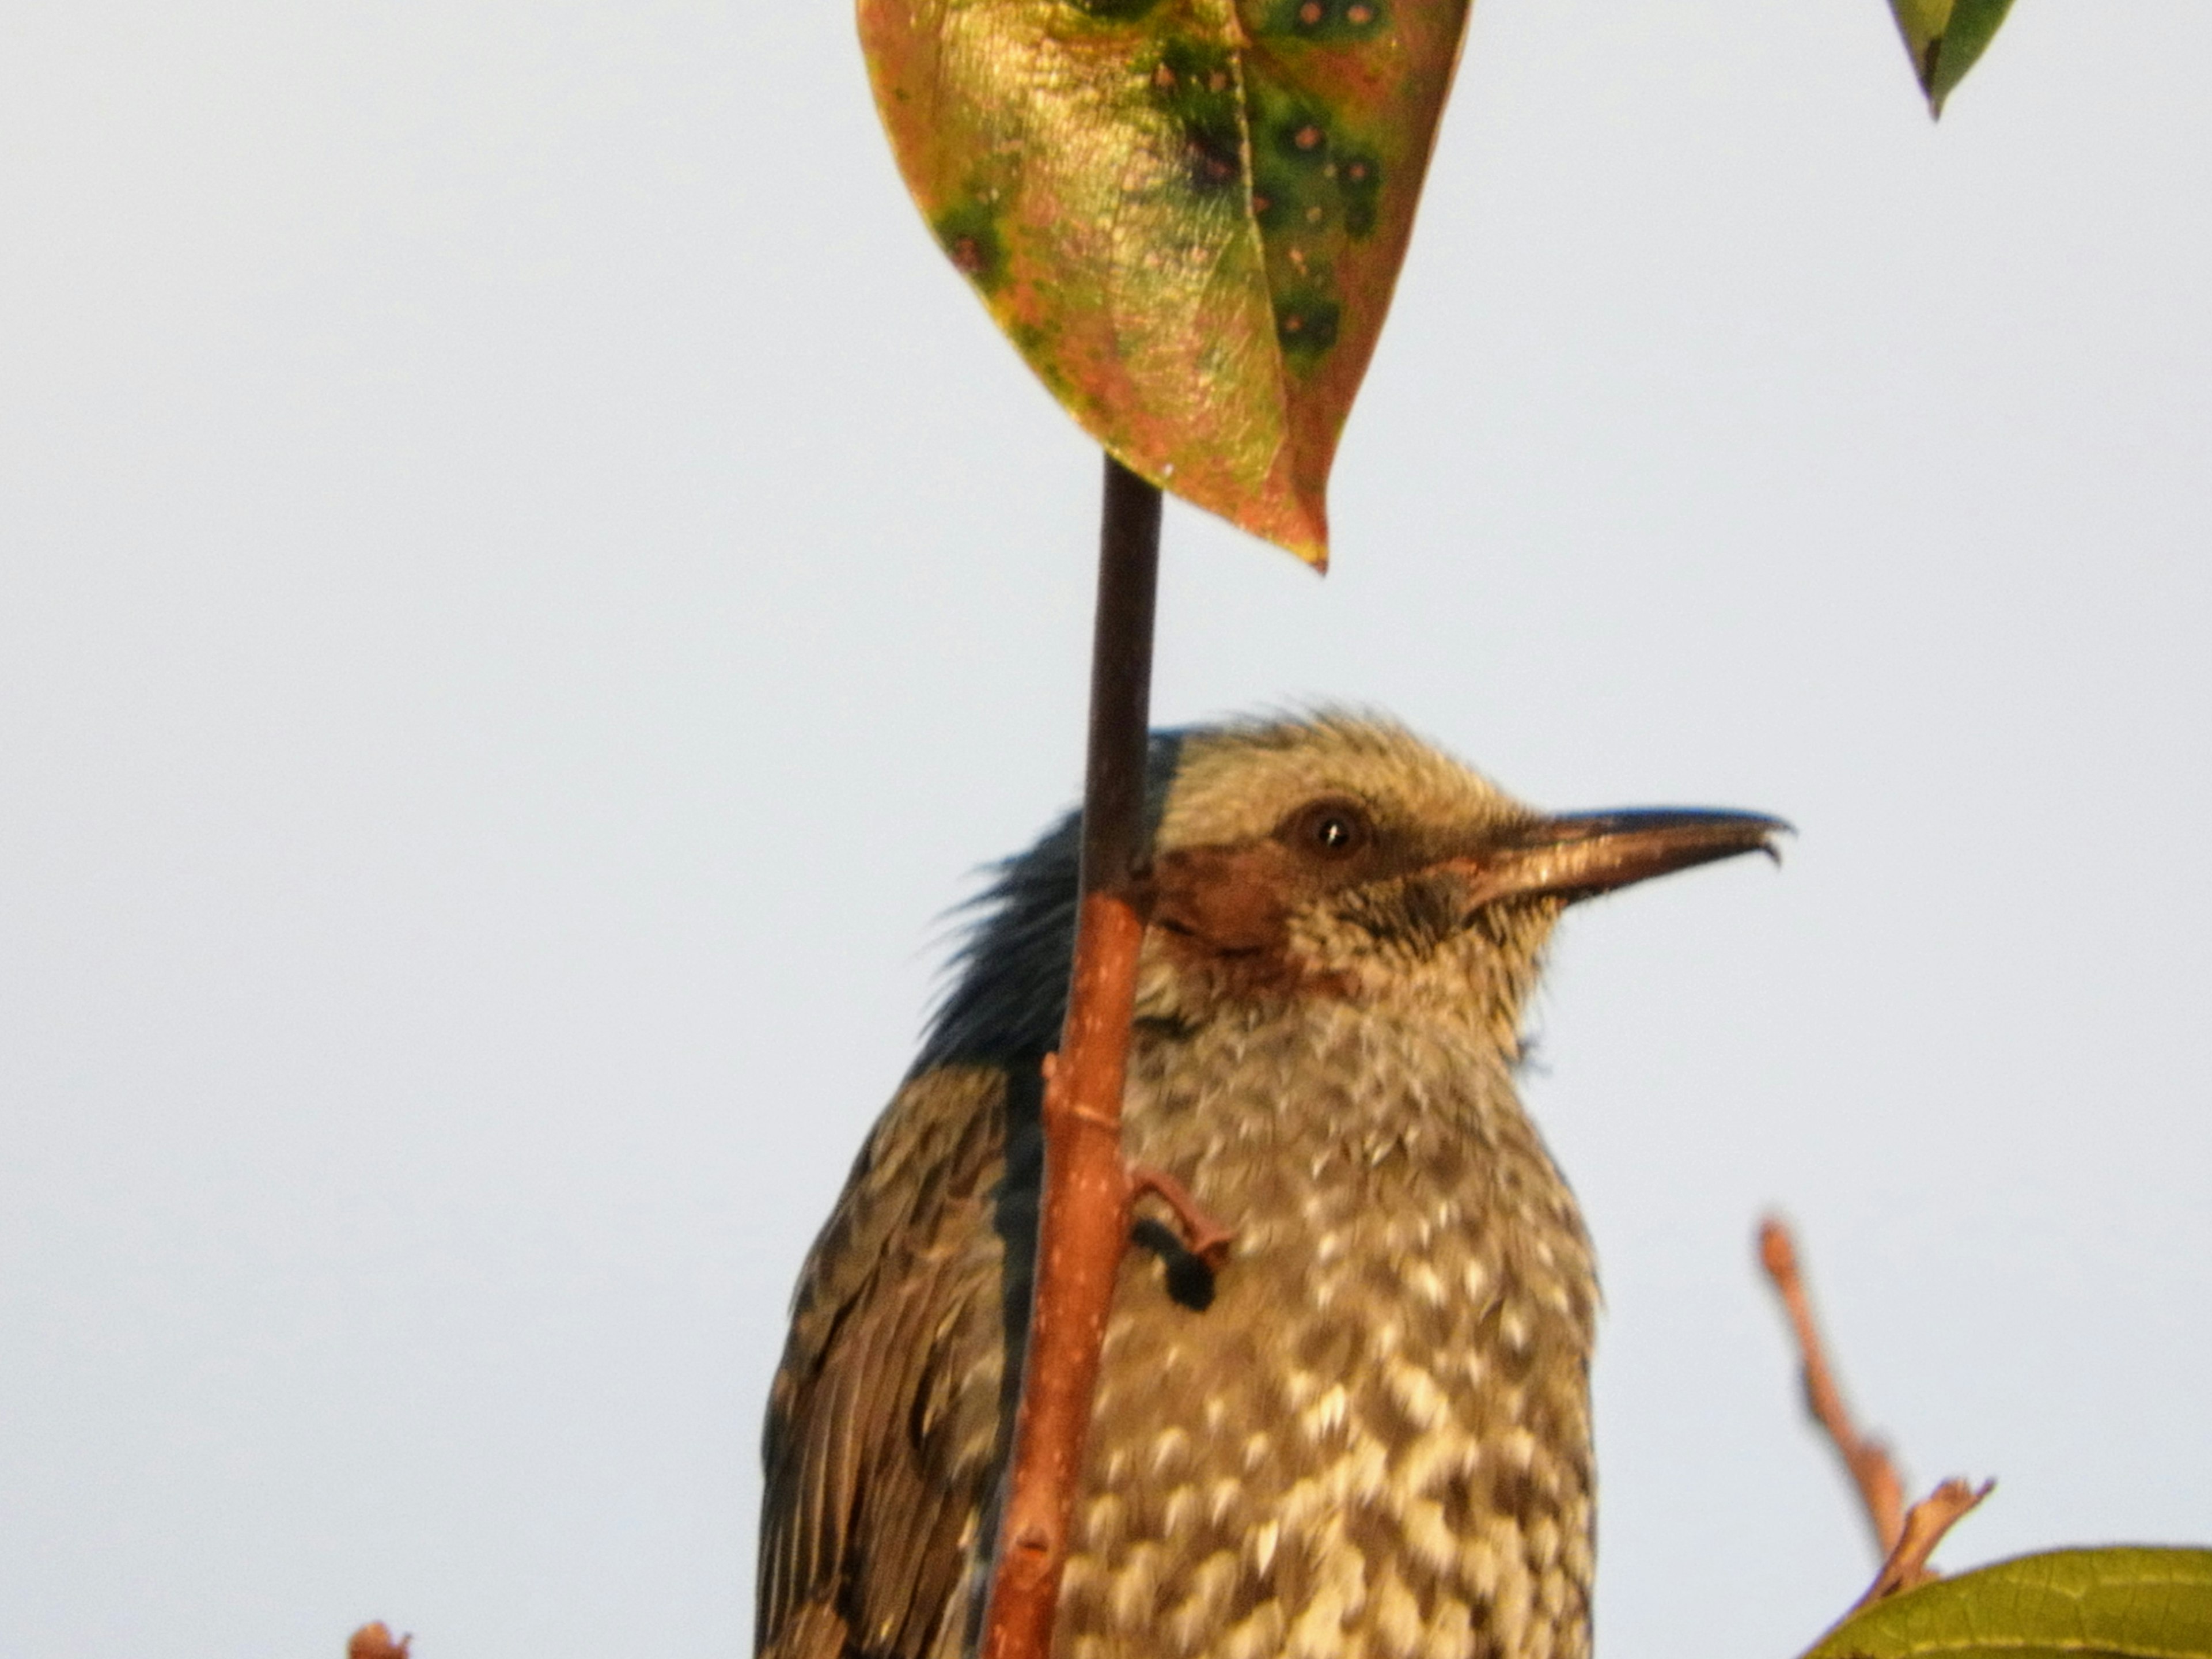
left=758, top=1062, right=1027, bottom=1659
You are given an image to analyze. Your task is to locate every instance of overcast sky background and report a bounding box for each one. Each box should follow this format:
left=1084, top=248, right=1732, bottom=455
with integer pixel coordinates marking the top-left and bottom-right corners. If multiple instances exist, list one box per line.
left=5, top=2, right=2210, bottom=1655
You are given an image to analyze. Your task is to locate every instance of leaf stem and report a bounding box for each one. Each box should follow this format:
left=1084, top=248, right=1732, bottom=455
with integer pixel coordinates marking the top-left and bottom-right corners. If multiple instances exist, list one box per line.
left=1080, top=457, right=1162, bottom=898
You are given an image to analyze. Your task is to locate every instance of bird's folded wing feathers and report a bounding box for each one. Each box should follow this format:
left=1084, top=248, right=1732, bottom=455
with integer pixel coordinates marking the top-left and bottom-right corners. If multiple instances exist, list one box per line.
left=759, top=1064, right=1018, bottom=1659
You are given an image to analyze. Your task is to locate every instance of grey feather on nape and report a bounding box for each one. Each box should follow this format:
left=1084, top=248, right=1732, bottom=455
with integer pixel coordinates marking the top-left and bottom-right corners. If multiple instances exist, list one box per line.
left=914, top=732, right=1184, bottom=1073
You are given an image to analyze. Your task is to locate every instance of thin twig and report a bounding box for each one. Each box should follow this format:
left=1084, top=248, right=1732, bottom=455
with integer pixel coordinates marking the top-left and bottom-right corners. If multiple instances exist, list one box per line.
left=1128, top=1164, right=1236, bottom=1268
left=1850, top=1478, right=1996, bottom=1611
left=1757, top=1216, right=1907, bottom=1556
left=978, top=456, right=1163, bottom=1659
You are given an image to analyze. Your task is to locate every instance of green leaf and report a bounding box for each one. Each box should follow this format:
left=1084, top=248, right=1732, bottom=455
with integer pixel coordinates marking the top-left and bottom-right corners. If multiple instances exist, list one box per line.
left=1886, top=0, right=2018, bottom=117
left=857, top=0, right=1475, bottom=567
left=1803, top=1548, right=2212, bottom=1659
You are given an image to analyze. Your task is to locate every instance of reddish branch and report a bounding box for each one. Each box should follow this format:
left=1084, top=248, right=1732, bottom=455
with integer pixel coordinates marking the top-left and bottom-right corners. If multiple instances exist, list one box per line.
left=1758, top=1215, right=1907, bottom=1555
left=1759, top=1217, right=1994, bottom=1611
left=980, top=889, right=1150, bottom=1659
left=978, top=458, right=1172, bottom=1659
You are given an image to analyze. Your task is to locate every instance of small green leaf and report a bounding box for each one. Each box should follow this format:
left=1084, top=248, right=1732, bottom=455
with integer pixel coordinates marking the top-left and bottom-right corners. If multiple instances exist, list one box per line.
left=1887, top=0, right=2018, bottom=117
left=857, top=0, right=1475, bottom=566
left=1803, top=1547, right=2212, bottom=1659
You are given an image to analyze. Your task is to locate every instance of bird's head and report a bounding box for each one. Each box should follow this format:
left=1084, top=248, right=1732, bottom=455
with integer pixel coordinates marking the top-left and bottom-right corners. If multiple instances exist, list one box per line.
left=1133, top=714, right=1783, bottom=1048
left=919, top=712, right=1782, bottom=1069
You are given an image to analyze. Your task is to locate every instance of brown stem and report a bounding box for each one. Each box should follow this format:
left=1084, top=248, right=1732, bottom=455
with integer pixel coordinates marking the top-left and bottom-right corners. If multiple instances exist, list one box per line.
left=1757, top=1217, right=1907, bottom=1556
left=978, top=456, right=1162, bottom=1659
left=1077, top=457, right=1162, bottom=899
left=1851, top=1478, right=1995, bottom=1611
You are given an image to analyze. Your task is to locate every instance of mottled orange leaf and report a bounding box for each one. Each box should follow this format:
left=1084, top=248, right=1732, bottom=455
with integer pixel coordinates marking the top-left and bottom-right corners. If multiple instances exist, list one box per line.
left=858, top=0, right=1473, bottom=567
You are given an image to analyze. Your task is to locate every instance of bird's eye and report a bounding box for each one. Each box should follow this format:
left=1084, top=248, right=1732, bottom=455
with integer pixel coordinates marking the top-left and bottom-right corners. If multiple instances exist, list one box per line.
left=1285, top=798, right=1373, bottom=861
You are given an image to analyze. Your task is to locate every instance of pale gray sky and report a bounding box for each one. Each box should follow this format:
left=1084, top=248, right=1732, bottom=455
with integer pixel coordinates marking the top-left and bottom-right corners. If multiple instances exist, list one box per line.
left=3, top=2, right=2209, bottom=1656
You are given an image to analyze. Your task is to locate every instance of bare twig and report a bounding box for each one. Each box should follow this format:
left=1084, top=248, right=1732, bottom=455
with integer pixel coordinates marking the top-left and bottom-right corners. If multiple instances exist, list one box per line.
left=978, top=456, right=1162, bottom=1659
left=1760, top=1215, right=1996, bottom=1617
left=1128, top=1164, right=1237, bottom=1268
left=1850, top=1478, right=1996, bottom=1611
left=1757, top=1215, right=1907, bottom=1555
left=347, top=1623, right=412, bottom=1659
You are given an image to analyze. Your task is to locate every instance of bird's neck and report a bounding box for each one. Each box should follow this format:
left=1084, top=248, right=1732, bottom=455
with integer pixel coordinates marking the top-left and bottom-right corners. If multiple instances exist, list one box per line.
left=1122, top=995, right=1590, bottom=1291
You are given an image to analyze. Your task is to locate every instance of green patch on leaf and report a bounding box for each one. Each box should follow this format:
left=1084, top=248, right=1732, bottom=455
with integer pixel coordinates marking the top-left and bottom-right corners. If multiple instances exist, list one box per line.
left=1070, top=0, right=1161, bottom=20
left=1256, top=0, right=1387, bottom=44
left=1336, top=147, right=1381, bottom=237
left=1275, top=289, right=1341, bottom=360
left=1250, top=163, right=1299, bottom=232
left=1150, top=39, right=1243, bottom=194
left=933, top=200, right=1007, bottom=294
left=1260, top=97, right=1334, bottom=170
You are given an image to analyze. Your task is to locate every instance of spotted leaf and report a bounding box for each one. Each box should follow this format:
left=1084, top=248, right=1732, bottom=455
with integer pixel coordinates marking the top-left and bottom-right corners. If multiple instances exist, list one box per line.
left=858, top=0, right=1474, bottom=567
left=1887, top=0, right=2016, bottom=117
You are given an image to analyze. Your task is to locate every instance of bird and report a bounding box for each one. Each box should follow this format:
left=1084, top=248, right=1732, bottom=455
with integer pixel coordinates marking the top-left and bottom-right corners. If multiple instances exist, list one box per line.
left=756, top=711, right=1782, bottom=1659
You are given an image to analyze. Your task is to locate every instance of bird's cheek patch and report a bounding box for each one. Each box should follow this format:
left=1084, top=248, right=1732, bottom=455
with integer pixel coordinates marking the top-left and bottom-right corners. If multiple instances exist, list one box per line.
left=1147, top=843, right=1294, bottom=958
left=1147, top=843, right=1362, bottom=1001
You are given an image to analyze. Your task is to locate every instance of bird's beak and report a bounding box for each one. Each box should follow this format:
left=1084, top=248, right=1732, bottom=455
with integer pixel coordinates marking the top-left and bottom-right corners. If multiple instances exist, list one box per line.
left=1442, top=809, right=1789, bottom=910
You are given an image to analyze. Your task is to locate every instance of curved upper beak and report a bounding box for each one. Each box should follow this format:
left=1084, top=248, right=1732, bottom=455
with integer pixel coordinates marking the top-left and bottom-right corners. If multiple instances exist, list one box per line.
left=1443, top=808, right=1790, bottom=910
